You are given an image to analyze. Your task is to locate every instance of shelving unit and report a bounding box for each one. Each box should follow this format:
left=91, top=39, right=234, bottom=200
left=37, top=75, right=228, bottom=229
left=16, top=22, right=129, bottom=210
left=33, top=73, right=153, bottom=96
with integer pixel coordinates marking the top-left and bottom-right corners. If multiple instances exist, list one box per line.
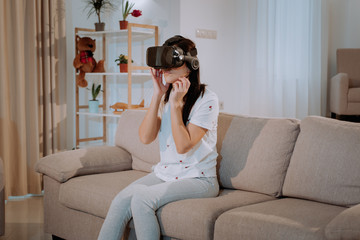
left=74, top=23, right=159, bottom=147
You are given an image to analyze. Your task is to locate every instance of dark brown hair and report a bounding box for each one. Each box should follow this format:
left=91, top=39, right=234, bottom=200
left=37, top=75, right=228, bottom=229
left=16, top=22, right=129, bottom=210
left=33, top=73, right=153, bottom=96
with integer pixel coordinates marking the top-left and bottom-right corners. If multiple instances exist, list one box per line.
left=163, top=36, right=206, bottom=125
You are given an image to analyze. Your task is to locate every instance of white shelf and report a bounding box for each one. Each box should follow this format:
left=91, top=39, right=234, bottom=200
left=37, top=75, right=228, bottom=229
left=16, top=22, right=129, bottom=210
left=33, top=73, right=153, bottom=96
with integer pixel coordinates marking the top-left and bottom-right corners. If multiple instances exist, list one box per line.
left=85, top=72, right=150, bottom=76
left=77, top=110, right=124, bottom=118
left=77, top=108, right=148, bottom=118
left=77, top=142, right=110, bottom=149
left=82, top=72, right=152, bottom=83
left=77, top=29, right=155, bottom=41
left=75, top=24, right=158, bottom=146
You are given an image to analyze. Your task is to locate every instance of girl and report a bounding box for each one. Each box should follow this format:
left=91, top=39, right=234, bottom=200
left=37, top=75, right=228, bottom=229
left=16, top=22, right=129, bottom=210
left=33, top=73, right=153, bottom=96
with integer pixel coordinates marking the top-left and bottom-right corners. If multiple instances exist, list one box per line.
left=98, top=35, right=219, bottom=240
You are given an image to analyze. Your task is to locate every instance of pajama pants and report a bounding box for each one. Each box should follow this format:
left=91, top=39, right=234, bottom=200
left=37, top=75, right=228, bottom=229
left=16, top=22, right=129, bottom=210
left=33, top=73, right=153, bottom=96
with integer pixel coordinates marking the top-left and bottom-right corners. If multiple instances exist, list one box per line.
left=97, top=172, right=219, bottom=240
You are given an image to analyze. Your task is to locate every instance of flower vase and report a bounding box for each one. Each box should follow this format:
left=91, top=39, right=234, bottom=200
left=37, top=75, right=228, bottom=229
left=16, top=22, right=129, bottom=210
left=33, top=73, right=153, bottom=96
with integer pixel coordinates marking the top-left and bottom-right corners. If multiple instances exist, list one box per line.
left=119, top=63, right=128, bottom=73
left=88, top=100, right=99, bottom=113
left=119, top=20, right=128, bottom=30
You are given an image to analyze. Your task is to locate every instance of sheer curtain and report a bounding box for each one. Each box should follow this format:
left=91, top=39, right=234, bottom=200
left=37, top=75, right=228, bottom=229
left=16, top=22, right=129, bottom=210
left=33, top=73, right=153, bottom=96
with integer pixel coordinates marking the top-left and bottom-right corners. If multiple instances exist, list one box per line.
left=236, top=0, right=328, bottom=119
left=0, top=0, right=67, bottom=198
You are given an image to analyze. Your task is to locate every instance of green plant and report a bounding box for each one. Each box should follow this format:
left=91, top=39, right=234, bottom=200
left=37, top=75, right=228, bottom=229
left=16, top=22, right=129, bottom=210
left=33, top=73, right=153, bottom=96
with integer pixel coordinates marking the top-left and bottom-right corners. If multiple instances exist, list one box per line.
left=122, top=0, right=134, bottom=20
left=115, top=54, right=133, bottom=65
left=121, top=0, right=142, bottom=21
left=84, top=0, right=115, bottom=23
left=89, top=83, right=102, bottom=100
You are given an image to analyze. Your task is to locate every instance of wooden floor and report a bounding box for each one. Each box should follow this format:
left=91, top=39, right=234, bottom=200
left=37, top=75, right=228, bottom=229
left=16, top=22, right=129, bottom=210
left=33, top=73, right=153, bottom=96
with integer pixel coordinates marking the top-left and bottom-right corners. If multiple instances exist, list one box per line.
left=0, top=196, right=52, bottom=240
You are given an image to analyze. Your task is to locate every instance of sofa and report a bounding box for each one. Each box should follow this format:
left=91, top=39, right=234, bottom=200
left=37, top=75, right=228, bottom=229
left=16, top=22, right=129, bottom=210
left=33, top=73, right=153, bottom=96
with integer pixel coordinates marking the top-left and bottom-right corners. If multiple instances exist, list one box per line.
left=35, top=110, right=360, bottom=240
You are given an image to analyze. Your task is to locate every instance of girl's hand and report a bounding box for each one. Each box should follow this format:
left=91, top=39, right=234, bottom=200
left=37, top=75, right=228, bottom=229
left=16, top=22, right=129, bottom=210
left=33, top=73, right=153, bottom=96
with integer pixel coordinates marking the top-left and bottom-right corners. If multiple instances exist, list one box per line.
left=169, top=77, right=191, bottom=107
left=151, top=68, right=169, bottom=98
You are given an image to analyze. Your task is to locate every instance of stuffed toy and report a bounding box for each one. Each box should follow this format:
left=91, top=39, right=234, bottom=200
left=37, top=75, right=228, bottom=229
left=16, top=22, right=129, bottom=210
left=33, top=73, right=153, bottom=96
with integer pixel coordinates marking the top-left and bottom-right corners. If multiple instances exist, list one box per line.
left=73, top=36, right=105, bottom=88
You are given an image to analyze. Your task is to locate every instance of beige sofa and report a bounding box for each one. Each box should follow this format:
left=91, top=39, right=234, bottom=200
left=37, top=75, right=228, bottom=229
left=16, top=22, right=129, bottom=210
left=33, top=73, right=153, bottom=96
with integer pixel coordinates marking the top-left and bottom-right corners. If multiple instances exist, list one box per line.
left=35, top=110, right=360, bottom=240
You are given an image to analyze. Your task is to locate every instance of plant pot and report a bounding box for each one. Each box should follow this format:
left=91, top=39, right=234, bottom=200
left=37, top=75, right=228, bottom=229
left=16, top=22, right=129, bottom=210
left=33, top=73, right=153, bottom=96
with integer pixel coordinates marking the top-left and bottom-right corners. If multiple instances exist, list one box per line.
left=119, top=20, right=128, bottom=30
left=88, top=100, right=99, bottom=113
left=95, top=22, right=105, bottom=31
left=119, top=63, right=128, bottom=73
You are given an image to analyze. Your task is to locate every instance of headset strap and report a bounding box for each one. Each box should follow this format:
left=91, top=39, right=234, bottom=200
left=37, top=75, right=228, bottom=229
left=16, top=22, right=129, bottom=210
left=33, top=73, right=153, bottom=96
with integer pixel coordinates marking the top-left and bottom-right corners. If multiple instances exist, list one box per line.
left=164, top=35, right=198, bottom=57
left=189, top=48, right=197, bottom=56
left=163, top=35, right=184, bottom=46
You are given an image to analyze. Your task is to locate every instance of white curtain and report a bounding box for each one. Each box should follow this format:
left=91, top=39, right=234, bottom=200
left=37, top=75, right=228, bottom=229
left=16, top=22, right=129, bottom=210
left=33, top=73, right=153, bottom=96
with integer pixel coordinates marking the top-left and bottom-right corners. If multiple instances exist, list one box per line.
left=236, top=0, right=328, bottom=119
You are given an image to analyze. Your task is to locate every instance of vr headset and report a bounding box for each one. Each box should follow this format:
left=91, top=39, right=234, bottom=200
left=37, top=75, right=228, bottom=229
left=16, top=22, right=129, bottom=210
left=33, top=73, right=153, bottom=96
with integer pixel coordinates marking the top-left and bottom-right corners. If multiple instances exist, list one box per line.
left=146, top=36, right=199, bottom=70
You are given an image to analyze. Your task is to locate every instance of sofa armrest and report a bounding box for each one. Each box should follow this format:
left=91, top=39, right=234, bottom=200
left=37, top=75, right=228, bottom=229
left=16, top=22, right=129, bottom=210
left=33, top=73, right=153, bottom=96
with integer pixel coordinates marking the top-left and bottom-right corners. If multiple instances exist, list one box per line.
left=325, top=203, right=360, bottom=240
left=330, top=73, right=349, bottom=113
left=35, top=146, right=132, bottom=183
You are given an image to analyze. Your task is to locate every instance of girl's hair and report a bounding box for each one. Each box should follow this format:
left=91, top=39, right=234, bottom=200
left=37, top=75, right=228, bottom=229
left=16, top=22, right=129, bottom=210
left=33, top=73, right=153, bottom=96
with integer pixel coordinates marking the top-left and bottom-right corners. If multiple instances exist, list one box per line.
left=163, top=36, right=206, bottom=125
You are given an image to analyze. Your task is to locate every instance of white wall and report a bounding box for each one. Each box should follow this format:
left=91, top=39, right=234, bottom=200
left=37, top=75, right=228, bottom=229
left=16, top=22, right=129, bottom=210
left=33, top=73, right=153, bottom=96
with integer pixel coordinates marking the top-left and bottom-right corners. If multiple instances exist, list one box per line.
left=179, top=0, right=239, bottom=114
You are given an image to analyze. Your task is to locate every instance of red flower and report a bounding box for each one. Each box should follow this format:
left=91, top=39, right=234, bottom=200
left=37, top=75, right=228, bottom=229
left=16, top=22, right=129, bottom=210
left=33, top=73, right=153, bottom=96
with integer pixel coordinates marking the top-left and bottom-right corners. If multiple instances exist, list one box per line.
left=131, top=10, right=142, bottom=17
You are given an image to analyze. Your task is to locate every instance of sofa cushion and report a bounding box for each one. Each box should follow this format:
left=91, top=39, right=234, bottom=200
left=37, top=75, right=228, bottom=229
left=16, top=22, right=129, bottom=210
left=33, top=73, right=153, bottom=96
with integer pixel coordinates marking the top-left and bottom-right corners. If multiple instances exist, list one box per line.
left=325, top=203, right=360, bottom=240
left=217, top=113, right=300, bottom=196
left=348, top=87, right=360, bottom=102
left=35, top=146, right=133, bottom=183
left=115, top=110, right=160, bottom=172
left=214, top=198, right=345, bottom=240
left=59, top=170, right=147, bottom=218
left=60, top=170, right=274, bottom=240
left=157, top=189, right=274, bottom=240
left=282, top=116, right=360, bottom=207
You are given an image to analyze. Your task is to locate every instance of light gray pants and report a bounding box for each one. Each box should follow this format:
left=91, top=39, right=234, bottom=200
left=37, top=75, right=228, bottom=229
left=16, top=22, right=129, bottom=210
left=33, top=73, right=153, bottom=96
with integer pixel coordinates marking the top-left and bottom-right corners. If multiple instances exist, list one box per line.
left=97, top=172, right=219, bottom=240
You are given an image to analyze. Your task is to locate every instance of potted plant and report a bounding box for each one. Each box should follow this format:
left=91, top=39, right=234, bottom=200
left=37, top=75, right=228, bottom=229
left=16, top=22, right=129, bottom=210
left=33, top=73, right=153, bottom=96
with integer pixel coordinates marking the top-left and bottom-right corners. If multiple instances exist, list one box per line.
left=84, top=0, right=115, bottom=31
left=88, top=83, right=102, bottom=113
left=115, top=54, right=133, bottom=72
left=120, top=0, right=142, bottom=29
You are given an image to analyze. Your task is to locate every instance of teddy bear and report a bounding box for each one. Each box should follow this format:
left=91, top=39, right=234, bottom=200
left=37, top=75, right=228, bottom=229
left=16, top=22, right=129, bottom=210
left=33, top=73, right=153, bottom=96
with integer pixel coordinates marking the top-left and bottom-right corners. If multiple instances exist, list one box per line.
left=73, top=36, right=105, bottom=88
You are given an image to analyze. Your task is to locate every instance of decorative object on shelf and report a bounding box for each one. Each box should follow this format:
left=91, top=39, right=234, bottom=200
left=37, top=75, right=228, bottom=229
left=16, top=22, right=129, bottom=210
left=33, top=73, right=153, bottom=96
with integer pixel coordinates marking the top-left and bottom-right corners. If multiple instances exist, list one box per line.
left=88, top=83, right=102, bottom=113
left=110, top=99, right=144, bottom=114
left=73, top=36, right=105, bottom=88
left=120, top=0, right=142, bottom=30
left=84, top=0, right=116, bottom=31
left=115, top=54, right=133, bottom=73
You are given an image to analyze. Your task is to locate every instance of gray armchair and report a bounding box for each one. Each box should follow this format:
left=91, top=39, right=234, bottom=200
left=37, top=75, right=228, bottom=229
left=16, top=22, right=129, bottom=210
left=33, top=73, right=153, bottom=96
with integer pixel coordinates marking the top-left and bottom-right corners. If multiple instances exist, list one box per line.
left=330, top=49, right=360, bottom=118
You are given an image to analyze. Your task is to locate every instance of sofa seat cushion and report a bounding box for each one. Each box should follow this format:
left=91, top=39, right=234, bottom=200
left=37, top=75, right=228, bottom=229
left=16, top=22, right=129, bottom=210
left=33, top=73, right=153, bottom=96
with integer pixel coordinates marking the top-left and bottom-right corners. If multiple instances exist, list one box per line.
left=214, top=198, right=345, bottom=240
left=325, top=203, right=360, bottom=240
left=348, top=87, right=360, bottom=102
left=283, top=116, right=360, bottom=207
left=59, top=170, right=148, bottom=218
left=217, top=113, right=300, bottom=197
left=155, top=189, right=275, bottom=240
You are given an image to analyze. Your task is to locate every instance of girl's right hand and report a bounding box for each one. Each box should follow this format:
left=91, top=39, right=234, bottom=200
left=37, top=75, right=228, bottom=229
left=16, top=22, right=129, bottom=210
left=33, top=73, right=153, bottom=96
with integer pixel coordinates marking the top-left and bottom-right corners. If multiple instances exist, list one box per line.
left=151, top=68, right=169, bottom=97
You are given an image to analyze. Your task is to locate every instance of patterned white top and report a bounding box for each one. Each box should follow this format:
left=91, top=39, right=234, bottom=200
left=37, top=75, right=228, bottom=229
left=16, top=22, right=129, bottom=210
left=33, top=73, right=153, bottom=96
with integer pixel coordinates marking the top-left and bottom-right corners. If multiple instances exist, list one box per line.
left=153, top=88, right=219, bottom=181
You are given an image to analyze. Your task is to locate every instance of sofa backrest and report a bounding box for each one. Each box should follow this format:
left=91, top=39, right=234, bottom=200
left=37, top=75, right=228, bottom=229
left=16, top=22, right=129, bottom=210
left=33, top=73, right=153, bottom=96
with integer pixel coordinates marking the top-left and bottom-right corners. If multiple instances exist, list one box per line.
left=282, top=116, right=360, bottom=207
left=217, top=113, right=300, bottom=197
left=115, top=110, right=160, bottom=172
left=337, top=48, right=360, bottom=88
left=115, top=110, right=300, bottom=198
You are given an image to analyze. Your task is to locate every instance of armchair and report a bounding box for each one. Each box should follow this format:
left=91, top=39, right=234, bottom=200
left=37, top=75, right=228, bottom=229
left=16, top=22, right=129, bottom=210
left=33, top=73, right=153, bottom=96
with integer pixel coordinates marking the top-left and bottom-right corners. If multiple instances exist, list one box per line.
left=330, top=49, right=360, bottom=118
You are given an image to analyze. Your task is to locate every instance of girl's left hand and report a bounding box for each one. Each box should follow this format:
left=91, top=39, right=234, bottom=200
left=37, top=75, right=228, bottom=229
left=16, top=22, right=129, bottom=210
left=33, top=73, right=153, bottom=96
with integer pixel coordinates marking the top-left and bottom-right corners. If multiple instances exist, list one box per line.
left=169, top=77, right=191, bottom=106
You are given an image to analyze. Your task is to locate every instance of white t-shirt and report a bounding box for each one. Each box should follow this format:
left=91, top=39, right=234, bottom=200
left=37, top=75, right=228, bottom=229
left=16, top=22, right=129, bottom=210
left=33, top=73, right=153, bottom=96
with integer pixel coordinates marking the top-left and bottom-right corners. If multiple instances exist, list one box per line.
left=153, top=88, right=219, bottom=181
